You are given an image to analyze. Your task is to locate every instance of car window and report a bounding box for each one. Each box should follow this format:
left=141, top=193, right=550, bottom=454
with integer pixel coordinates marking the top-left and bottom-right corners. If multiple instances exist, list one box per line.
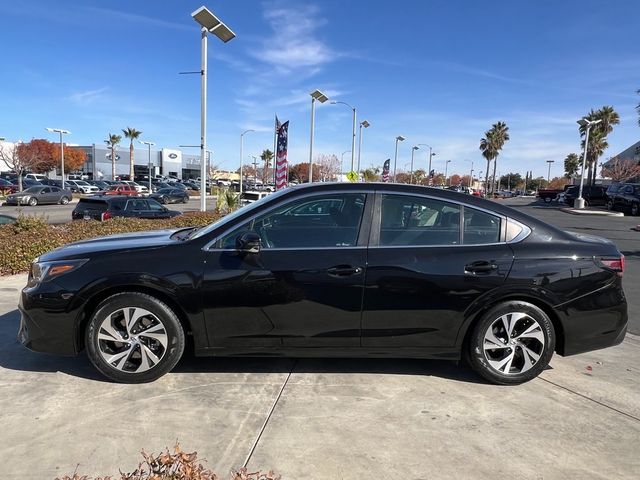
left=127, top=199, right=148, bottom=211
left=41, top=187, right=51, bottom=194
left=463, top=208, right=501, bottom=244
left=217, top=193, right=366, bottom=249
left=379, top=194, right=460, bottom=246
left=147, top=200, right=165, bottom=211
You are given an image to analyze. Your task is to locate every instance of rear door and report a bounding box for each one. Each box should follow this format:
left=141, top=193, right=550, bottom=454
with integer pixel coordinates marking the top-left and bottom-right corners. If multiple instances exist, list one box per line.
left=362, top=191, right=514, bottom=348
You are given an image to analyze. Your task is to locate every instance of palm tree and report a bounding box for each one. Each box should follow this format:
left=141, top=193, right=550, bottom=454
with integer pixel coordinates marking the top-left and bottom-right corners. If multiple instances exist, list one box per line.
left=579, top=106, right=620, bottom=185
left=564, top=153, right=580, bottom=179
left=104, top=133, right=122, bottom=180
left=488, top=121, right=510, bottom=195
left=260, top=149, right=274, bottom=184
left=122, top=127, right=142, bottom=180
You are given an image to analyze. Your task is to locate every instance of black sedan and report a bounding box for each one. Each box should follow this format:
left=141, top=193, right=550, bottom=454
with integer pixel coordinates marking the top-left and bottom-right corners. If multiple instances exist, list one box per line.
left=19, top=183, right=627, bottom=384
left=71, top=196, right=182, bottom=221
left=149, top=188, right=190, bottom=204
left=5, top=186, right=73, bottom=206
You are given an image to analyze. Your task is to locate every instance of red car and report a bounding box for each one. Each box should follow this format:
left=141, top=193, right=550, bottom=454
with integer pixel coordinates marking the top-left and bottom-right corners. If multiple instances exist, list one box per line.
left=103, top=185, right=139, bottom=196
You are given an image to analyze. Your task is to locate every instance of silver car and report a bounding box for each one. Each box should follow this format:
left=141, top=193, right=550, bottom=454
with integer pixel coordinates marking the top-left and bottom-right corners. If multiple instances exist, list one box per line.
left=5, top=186, right=73, bottom=206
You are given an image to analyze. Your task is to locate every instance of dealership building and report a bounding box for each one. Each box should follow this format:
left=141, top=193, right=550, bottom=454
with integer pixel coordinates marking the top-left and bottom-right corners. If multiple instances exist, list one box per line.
left=73, top=144, right=207, bottom=180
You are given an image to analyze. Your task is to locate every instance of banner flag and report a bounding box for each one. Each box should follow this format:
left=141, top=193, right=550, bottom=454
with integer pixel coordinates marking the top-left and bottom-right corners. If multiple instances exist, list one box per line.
left=382, top=159, right=391, bottom=182
left=275, top=121, right=289, bottom=190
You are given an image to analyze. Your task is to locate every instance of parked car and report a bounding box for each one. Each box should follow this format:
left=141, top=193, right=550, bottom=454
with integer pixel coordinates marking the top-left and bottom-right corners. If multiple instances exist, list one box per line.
left=149, top=188, right=190, bottom=204
left=5, top=186, right=72, bottom=206
left=24, top=173, right=47, bottom=182
left=19, top=183, right=627, bottom=384
left=71, top=196, right=182, bottom=221
left=103, top=185, right=139, bottom=196
left=66, top=180, right=99, bottom=194
left=120, top=181, right=149, bottom=194
left=563, top=185, right=607, bottom=207
left=607, top=183, right=640, bottom=215
left=181, top=181, right=200, bottom=191
left=240, top=190, right=270, bottom=206
left=536, top=188, right=564, bottom=203
left=0, top=178, right=19, bottom=194
left=88, top=180, right=111, bottom=191
left=151, top=182, right=172, bottom=192
left=40, top=179, right=63, bottom=187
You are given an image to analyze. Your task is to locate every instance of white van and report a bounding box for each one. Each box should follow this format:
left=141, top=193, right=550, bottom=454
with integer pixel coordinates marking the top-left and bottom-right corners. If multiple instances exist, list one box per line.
left=25, top=173, right=46, bottom=182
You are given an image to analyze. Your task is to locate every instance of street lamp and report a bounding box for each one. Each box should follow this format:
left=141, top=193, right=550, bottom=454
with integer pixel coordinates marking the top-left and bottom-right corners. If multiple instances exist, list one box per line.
left=308, top=89, right=329, bottom=183
left=410, top=146, right=420, bottom=184
left=464, top=159, right=474, bottom=187
left=546, top=160, right=555, bottom=186
left=331, top=101, right=357, bottom=176
left=575, top=118, right=602, bottom=209
left=45, top=128, right=70, bottom=189
left=139, top=141, right=155, bottom=192
left=393, top=135, right=405, bottom=182
left=191, top=5, right=236, bottom=212
left=357, top=120, right=370, bottom=180
left=444, top=160, right=452, bottom=185
left=416, top=144, right=436, bottom=184
left=239, top=129, right=255, bottom=194
left=341, top=150, right=351, bottom=178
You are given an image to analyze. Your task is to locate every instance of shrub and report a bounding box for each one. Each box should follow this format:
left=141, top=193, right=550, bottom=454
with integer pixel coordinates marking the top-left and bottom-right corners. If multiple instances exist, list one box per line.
left=0, top=212, right=223, bottom=275
left=55, top=444, right=279, bottom=480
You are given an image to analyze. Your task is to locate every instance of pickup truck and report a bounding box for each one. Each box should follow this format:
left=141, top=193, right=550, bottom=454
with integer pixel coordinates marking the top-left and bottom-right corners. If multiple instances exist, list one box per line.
left=536, top=188, right=564, bottom=203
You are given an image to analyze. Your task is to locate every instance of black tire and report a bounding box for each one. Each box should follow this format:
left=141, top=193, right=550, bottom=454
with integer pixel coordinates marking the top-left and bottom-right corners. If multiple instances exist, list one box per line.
left=544, top=197, right=551, bottom=203
left=606, top=200, right=614, bottom=211
left=60, top=196, right=70, bottom=205
left=182, top=196, right=189, bottom=203
left=28, top=197, right=37, bottom=206
left=160, top=197, right=167, bottom=204
left=85, top=292, right=185, bottom=383
left=631, top=203, right=639, bottom=216
left=466, top=301, right=555, bottom=385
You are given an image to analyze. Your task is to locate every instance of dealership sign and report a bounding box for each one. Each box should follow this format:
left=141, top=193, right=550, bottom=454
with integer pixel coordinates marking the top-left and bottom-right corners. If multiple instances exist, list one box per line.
left=168, top=153, right=178, bottom=159
left=105, top=153, right=121, bottom=161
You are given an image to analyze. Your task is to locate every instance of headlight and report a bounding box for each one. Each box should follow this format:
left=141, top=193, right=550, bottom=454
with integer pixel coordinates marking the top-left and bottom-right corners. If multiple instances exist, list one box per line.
left=28, top=259, right=88, bottom=287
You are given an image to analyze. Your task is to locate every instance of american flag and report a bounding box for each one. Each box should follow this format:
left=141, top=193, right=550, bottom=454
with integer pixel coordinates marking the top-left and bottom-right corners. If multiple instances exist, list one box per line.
left=275, top=121, right=289, bottom=190
left=381, top=159, right=391, bottom=182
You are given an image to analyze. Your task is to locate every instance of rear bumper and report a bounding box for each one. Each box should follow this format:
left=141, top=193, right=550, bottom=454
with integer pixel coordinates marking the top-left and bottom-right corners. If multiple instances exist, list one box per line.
left=556, top=281, right=628, bottom=356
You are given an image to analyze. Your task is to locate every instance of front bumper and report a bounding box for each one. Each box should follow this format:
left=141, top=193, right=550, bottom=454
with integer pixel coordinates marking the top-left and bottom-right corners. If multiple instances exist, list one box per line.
left=18, top=281, right=83, bottom=356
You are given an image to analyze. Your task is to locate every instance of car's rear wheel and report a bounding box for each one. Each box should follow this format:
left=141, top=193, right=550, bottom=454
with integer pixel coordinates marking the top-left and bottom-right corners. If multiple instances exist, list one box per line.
left=28, top=197, right=38, bottom=206
left=60, top=196, right=70, bottom=205
left=544, top=197, right=552, bottom=203
left=606, top=200, right=614, bottom=211
left=182, top=196, right=189, bottom=203
left=467, top=301, right=555, bottom=385
left=85, top=292, right=185, bottom=383
left=631, top=203, right=639, bottom=216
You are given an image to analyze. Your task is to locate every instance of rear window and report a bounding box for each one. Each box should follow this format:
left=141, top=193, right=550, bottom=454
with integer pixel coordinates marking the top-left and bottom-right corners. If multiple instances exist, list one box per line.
left=76, top=199, right=108, bottom=212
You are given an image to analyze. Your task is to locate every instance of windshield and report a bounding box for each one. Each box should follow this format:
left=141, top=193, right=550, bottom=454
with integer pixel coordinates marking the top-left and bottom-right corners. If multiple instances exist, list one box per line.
left=190, top=188, right=289, bottom=240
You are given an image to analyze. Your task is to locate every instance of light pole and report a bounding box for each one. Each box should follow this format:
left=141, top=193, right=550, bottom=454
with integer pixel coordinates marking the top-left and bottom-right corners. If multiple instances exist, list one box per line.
left=357, top=120, right=370, bottom=180
left=308, top=89, right=329, bottom=183
left=464, top=159, right=474, bottom=187
left=341, top=150, right=351, bottom=179
left=239, top=129, right=254, bottom=194
left=331, top=101, right=357, bottom=175
left=576, top=118, right=602, bottom=209
left=546, top=160, right=554, bottom=187
left=139, top=141, right=155, bottom=192
left=45, top=128, right=70, bottom=189
left=191, top=5, right=236, bottom=212
left=444, top=160, right=452, bottom=185
left=410, top=146, right=419, bottom=184
left=393, top=135, right=406, bottom=182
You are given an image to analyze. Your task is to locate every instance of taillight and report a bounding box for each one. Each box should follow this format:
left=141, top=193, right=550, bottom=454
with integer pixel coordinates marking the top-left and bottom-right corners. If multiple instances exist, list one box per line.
left=101, top=211, right=111, bottom=221
left=599, top=255, right=624, bottom=277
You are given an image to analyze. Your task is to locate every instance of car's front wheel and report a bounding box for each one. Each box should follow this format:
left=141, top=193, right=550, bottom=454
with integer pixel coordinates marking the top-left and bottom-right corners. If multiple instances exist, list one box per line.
left=467, top=301, right=555, bottom=385
left=631, top=203, right=639, bottom=216
left=28, top=197, right=37, bottom=206
left=85, top=292, right=185, bottom=383
left=60, top=196, right=70, bottom=205
left=606, top=200, right=614, bottom=211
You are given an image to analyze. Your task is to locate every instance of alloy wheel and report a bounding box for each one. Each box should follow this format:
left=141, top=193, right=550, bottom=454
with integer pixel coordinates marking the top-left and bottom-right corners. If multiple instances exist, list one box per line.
left=482, top=312, right=545, bottom=375
left=96, top=307, right=168, bottom=373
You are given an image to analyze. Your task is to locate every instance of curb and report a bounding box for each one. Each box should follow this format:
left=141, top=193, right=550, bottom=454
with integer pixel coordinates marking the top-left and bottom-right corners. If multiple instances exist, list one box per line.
left=560, top=207, right=624, bottom=217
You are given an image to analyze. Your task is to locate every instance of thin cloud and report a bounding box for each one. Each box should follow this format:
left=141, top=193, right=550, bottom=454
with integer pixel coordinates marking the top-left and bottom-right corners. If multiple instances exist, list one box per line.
left=68, top=87, right=109, bottom=105
left=84, top=7, right=191, bottom=31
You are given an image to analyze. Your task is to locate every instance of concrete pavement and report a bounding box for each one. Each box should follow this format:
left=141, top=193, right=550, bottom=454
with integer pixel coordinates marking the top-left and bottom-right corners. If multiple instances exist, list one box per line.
left=0, top=274, right=638, bottom=479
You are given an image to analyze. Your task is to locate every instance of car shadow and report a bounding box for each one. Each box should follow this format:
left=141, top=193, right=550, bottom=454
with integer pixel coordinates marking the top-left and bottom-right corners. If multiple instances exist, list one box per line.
left=0, top=309, right=485, bottom=385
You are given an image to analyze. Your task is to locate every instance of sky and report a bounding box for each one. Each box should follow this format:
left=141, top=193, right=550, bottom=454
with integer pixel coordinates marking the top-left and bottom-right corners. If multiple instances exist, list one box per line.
left=1, top=0, right=639, bottom=179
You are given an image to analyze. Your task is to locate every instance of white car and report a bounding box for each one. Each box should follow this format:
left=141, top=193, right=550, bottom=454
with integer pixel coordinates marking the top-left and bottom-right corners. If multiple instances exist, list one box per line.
left=25, top=173, right=47, bottom=182
left=120, top=181, right=149, bottom=194
left=65, top=180, right=99, bottom=194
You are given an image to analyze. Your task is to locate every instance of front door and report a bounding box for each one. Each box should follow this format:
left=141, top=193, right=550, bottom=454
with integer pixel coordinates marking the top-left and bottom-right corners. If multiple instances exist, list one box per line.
left=201, top=192, right=371, bottom=348
left=362, top=192, right=514, bottom=348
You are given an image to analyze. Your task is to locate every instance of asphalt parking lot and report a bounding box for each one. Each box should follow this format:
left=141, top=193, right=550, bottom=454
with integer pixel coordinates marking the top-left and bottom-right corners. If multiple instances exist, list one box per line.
left=0, top=199, right=638, bottom=479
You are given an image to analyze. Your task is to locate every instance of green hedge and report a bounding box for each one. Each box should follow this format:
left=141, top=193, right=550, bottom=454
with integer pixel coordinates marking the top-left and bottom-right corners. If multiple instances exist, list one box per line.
left=0, top=212, right=222, bottom=276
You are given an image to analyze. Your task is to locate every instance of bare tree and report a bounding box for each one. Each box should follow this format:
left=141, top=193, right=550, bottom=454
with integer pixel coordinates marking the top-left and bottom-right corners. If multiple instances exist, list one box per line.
left=0, top=142, right=28, bottom=191
left=315, top=154, right=340, bottom=182
left=601, top=158, right=640, bottom=182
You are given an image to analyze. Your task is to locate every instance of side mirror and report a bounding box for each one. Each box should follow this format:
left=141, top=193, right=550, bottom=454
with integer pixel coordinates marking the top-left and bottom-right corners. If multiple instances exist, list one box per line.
left=236, top=232, right=261, bottom=254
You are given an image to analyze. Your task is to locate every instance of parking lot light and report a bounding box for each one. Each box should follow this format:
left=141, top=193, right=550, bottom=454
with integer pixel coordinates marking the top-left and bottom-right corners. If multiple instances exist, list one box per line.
left=240, top=129, right=255, bottom=194
left=393, top=135, right=405, bottom=182
left=308, top=89, right=329, bottom=183
left=45, top=128, right=70, bottom=190
left=140, top=141, right=155, bottom=192
left=357, top=120, right=370, bottom=180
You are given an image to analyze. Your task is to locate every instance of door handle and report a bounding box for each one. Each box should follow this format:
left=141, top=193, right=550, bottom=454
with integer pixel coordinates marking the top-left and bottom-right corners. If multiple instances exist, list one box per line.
left=327, top=266, right=363, bottom=277
left=465, top=261, right=497, bottom=274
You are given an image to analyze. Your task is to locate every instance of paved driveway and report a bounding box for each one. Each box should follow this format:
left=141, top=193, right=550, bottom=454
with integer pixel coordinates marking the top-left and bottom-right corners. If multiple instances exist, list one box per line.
left=0, top=270, right=638, bottom=479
